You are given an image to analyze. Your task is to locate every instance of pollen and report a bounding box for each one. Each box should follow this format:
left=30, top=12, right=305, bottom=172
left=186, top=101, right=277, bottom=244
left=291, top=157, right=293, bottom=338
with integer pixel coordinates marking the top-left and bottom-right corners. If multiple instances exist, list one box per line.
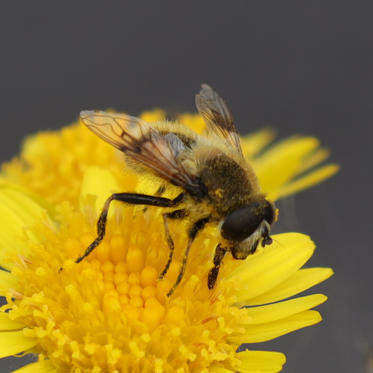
left=214, top=188, right=224, bottom=198
left=78, top=242, right=164, bottom=326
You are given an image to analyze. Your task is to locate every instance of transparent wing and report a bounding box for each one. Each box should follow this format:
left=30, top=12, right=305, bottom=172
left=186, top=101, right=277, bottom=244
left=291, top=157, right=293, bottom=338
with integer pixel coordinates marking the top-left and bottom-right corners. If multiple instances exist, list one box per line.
left=195, top=84, right=243, bottom=156
left=80, top=110, right=202, bottom=194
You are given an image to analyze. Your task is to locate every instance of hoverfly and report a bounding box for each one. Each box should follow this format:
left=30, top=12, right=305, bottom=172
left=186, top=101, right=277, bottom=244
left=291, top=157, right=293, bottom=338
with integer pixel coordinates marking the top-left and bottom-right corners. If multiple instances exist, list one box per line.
left=76, top=85, right=276, bottom=296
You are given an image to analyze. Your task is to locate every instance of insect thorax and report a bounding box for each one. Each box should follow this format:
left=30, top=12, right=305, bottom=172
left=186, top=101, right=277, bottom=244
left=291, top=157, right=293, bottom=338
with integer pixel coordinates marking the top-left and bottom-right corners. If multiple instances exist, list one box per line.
left=199, top=153, right=258, bottom=216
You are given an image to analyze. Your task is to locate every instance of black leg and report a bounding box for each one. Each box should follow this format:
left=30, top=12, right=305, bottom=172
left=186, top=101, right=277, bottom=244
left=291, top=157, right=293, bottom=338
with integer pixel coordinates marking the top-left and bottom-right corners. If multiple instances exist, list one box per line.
left=159, top=209, right=187, bottom=279
left=208, top=244, right=227, bottom=289
left=167, top=216, right=210, bottom=297
left=75, top=192, right=184, bottom=263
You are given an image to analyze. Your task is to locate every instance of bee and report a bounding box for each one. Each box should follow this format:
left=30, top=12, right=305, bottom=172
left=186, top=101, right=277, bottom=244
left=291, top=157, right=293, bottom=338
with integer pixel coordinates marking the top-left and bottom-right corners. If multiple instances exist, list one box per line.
left=76, top=85, right=276, bottom=296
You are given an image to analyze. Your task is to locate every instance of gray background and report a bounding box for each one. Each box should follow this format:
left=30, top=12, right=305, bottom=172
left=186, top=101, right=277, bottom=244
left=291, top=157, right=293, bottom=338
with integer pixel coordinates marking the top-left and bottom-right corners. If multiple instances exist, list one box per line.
left=0, top=1, right=371, bottom=372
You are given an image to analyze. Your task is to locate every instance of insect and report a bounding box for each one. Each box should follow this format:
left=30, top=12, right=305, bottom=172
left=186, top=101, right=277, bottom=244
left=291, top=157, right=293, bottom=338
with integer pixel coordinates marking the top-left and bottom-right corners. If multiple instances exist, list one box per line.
left=76, top=84, right=276, bottom=296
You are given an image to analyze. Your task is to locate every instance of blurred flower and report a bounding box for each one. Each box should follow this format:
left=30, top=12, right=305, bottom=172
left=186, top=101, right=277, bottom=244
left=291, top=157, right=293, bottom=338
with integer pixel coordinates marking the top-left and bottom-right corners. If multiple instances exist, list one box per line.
left=0, top=111, right=337, bottom=372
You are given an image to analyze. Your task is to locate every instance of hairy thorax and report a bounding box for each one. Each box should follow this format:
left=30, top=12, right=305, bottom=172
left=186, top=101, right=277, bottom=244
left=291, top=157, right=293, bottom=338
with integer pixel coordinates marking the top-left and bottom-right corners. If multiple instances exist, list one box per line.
left=199, top=153, right=260, bottom=217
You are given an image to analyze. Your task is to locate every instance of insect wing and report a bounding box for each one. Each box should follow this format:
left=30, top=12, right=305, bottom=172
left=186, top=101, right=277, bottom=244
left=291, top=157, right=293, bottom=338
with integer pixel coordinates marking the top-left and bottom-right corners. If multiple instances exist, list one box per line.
left=80, top=110, right=201, bottom=193
left=80, top=110, right=148, bottom=149
left=195, top=84, right=243, bottom=156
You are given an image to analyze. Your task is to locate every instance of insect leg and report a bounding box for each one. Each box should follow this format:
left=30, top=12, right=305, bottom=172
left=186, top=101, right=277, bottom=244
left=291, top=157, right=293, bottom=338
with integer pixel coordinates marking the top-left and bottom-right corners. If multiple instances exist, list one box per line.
left=207, top=244, right=227, bottom=289
left=167, top=216, right=210, bottom=297
left=159, top=209, right=187, bottom=279
left=75, top=192, right=184, bottom=263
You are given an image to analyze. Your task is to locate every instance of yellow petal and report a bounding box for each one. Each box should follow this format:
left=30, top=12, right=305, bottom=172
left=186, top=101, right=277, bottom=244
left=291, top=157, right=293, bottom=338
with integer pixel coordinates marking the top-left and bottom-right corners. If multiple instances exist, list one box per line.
left=80, top=166, right=121, bottom=217
left=269, top=163, right=339, bottom=200
left=177, top=113, right=206, bottom=133
left=229, top=310, right=322, bottom=344
left=0, top=187, right=46, bottom=225
left=297, top=148, right=330, bottom=174
left=241, top=293, right=327, bottom=325
left=236, top=350, right=286, bottom=373
left=241, top=128, right=276, bottom=158
left=212, top=368, right=234, bottom=373
left=0, top=330, right=36, bottom=358
left=254, top=137, right=320, bottom=193
left=0, top=177, right=56, bottom=218
left=0, top=270, right=19, bottom=294
left=139, top=109, right=165, bottom=123
left=229, top=233, right=315, bottom=303
left=10, top=360, right=56, bottom=373
left=246, top=267, right=334, bottom=306
left=0, top=186, right=49, bottom=268
left=0, top=313, right=24, bottom=331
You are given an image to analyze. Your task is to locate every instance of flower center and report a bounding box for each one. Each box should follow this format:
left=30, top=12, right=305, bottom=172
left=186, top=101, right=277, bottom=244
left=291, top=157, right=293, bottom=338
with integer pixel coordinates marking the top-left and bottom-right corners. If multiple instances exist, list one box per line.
left=63, top=229, right=189, bottom=332
left=7, top=207, right=242, bottom=372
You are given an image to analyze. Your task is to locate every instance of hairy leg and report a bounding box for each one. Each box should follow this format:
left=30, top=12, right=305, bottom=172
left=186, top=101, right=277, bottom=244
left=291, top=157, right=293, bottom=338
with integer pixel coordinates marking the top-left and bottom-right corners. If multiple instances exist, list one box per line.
left=75, top=192, right=184, bottom=263
left=167, top=216, right=210, bottom=297
left=159, top=209, right=187, bottom=279
left=208, top=244, right=227, bottom=289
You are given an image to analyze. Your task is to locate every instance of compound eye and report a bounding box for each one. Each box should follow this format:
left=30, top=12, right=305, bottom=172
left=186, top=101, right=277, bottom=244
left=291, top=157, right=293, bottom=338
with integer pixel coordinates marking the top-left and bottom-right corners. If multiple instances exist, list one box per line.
left=221, top=202, right=261, bottom=241
left=262, top=200, right=275, bottom=225
left=221, top=200, right=275, bottom=242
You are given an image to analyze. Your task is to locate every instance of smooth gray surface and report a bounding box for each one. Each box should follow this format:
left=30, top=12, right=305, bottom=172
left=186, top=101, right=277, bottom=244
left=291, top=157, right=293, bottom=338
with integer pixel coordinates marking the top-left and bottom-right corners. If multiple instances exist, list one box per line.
left=0, top=1, right=371, bottom=372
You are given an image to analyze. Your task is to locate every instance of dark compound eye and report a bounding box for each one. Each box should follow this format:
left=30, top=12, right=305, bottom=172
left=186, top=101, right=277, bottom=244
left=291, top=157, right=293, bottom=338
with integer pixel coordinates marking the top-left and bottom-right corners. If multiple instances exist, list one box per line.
left=262, top=200, right=275, bottom=225
left=221, top=200, right=275, bottom=242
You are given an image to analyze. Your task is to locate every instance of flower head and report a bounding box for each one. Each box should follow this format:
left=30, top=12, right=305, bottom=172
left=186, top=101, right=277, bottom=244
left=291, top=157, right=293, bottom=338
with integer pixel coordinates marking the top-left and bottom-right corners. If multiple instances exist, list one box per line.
left=0, top=111, right=337, bottom=372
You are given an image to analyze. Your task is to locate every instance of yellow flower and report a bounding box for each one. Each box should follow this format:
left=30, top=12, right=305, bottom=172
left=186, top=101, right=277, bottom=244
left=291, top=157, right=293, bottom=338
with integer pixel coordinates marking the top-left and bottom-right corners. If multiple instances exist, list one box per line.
left=0, top=111, right=337, bottom=372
